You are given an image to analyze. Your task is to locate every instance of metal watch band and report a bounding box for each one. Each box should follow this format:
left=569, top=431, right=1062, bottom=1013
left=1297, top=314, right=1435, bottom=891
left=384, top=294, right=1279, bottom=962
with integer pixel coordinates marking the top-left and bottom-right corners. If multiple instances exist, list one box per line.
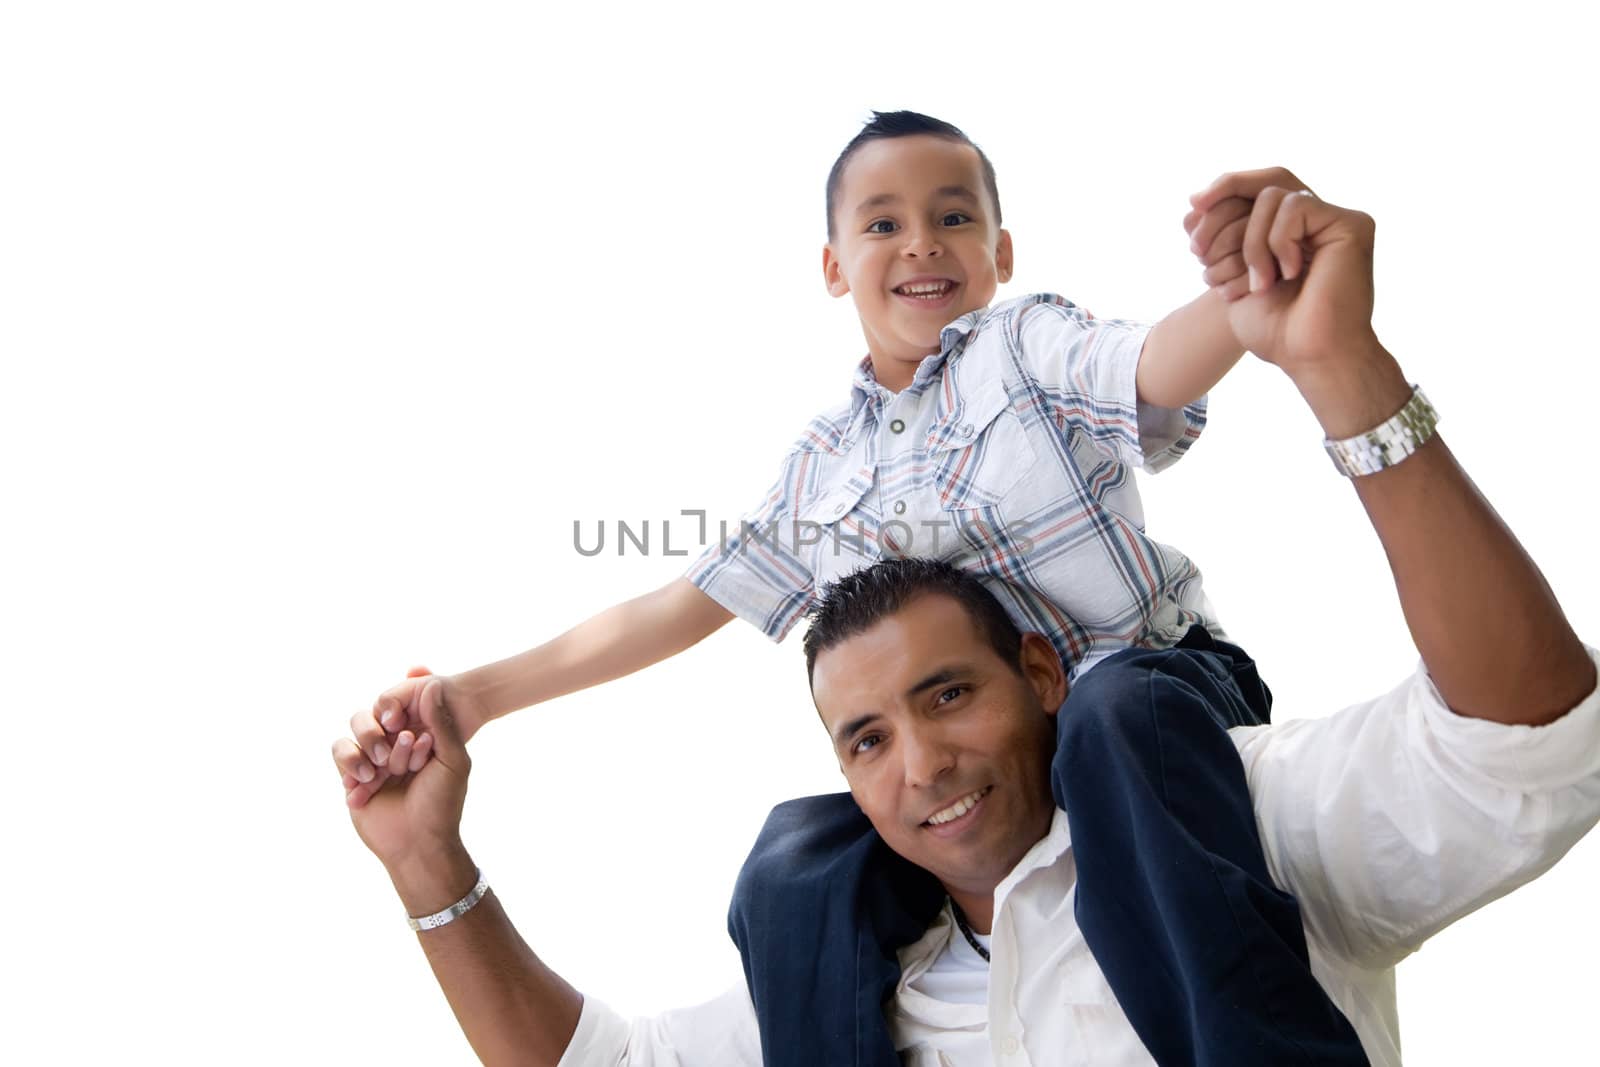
left=1323, top=385, right=1438, bottom=477
left=407, top=869, right=489, bottom=932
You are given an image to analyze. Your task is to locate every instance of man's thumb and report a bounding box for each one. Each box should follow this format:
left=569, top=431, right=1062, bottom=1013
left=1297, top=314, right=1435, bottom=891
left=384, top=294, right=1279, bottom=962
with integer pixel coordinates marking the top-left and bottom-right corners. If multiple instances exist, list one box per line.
left=420, top=678, right=467, bottom=760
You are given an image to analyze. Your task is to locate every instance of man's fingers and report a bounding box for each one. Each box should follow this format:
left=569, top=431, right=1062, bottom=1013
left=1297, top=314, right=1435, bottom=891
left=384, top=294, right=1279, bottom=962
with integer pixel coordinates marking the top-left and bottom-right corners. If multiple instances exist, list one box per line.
left=1187, top=197, right=1251, bottom=259
left=1240, top=186, right=1294, bottom=293
left=1190, top=166, right=1313, bottom=213
left=1267, top=191, right=1321, bottom=281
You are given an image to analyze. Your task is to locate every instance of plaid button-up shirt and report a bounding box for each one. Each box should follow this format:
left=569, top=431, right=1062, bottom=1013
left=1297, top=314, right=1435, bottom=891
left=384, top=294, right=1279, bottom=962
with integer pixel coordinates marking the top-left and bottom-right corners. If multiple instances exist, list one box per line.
left=686, top=293, right=1221, bottom=678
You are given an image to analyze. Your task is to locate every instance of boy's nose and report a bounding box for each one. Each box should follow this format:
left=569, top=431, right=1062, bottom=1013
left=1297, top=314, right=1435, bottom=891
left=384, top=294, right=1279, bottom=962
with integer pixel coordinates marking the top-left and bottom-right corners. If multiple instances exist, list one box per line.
left=901, top=228, right=944, bottom=257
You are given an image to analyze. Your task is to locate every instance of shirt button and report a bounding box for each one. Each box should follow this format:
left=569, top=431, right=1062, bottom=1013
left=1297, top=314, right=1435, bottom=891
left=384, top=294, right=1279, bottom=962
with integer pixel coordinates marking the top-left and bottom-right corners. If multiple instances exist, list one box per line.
left=1001, top=1035, right=1020, bottom=1056
left=832, top=502, right=846, bottom=516
left=893, top=500, right=907, bottom=515
left=889, top=418, right=906, bottom=434
left=959, top=423, right=975, bottom=438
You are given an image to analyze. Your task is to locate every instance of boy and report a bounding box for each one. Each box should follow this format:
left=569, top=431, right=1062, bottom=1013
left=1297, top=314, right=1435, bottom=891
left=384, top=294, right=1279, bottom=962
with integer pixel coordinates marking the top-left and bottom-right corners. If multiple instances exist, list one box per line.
left=338, top=113, right=1367, bottom=1063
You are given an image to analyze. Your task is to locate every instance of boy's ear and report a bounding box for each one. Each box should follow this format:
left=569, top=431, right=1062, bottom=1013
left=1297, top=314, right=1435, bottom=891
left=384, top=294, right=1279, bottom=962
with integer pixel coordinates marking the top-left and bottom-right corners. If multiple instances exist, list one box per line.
left=997, top=229, right=1015, bottom=284
left=822, top=244, right=850, bottom=298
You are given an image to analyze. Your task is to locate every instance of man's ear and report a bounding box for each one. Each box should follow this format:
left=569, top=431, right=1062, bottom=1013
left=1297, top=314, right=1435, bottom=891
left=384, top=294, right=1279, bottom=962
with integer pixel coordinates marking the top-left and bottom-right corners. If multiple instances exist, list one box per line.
left=996, top=228, right=1015, bottom=285
left=823, top=243, right=850, bottom=298
left=1018, top=632, right=1067, bottom=716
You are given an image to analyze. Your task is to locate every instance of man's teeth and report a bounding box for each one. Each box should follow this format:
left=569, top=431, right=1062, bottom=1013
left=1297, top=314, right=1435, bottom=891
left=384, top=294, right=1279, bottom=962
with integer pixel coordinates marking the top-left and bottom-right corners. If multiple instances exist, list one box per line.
left=927, top=787, right=989, bottom=825
left=896, top=281, right=954, bottom=298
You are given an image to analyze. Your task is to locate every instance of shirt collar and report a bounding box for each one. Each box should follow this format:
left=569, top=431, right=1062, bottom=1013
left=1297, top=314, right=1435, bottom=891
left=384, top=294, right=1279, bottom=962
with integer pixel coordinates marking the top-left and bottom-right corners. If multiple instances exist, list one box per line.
left=849, top=305, right=992, bottom=406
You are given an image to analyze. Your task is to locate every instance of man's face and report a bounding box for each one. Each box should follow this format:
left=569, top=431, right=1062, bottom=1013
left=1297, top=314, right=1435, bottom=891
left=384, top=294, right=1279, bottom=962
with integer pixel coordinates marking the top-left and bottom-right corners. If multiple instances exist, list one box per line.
left=823, top=135, right=1014, bottom=389
left=810, top=594, right=1064, bottom=905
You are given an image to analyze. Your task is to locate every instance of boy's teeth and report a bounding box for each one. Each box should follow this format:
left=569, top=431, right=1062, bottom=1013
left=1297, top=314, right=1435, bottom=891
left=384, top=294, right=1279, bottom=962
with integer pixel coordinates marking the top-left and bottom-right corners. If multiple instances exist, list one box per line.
left=927, top=787, right=989, bottom=825
left=897, top=281, right=953, bottom=296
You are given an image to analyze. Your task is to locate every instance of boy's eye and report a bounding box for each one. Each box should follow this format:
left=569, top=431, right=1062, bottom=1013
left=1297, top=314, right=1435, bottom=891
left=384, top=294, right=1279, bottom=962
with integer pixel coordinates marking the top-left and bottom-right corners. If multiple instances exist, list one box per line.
left=936, top=686, right=967, bottom=705
left=867, top=219, right=897, bottom=234
left=941, top=212, right=971, bottom=226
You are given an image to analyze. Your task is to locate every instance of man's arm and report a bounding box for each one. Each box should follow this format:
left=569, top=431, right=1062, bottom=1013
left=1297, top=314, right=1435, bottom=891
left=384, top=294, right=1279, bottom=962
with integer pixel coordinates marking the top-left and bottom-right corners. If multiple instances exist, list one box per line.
left=389, top=848, right=584, bottom=1067
left=1190, top=170, right=1593, bottom=723
left=335, top=682, right=581, bottom=1066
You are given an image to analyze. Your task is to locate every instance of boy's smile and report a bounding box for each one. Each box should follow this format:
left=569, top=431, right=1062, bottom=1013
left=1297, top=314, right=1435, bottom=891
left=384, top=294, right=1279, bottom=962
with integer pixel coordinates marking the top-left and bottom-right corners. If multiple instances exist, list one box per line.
left=824, top=135, right=1014, bottom=393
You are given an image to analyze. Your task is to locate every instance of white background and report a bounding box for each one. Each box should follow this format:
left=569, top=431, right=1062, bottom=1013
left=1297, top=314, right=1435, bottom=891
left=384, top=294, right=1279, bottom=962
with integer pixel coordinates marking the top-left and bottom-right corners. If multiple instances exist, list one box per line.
left=3, top=1, right=1596, bottom=1062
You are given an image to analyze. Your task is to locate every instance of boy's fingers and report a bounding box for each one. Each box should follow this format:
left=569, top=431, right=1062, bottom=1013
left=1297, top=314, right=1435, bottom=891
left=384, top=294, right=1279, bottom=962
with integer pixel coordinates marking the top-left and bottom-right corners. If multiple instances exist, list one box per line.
left=374, top=673, right=430, bottom=732
left=407, top=732, right=435, bottom=773
left=385, top=731, right=416, bottom=777
left=332, top=736, right=377, bottom=783
left=1203, top=252, right=1249, bottom=289
left=1187, top=197, right=1251, bottom=259
left=1200, top=215, right=1249, bottom=268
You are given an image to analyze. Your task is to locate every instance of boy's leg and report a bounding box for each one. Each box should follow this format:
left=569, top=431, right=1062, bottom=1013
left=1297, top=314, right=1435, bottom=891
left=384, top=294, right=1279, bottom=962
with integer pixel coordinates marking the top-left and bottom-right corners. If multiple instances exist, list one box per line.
left=1058, top=626, right=1369, bottom=1065
left=728, top=792, right=943, bottom=1067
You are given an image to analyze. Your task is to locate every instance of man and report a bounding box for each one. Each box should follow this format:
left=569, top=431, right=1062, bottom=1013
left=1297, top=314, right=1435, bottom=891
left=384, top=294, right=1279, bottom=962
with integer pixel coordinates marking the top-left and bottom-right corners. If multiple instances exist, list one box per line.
left=333, top=177, right=1600, bottom=1065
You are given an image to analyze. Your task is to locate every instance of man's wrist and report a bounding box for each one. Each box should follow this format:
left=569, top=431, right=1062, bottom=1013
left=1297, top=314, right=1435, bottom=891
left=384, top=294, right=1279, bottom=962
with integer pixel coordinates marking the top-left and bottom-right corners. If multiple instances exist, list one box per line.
left=1284, top=339, right=1413, bottom=440
left=387, top=841, right=479, bottom=919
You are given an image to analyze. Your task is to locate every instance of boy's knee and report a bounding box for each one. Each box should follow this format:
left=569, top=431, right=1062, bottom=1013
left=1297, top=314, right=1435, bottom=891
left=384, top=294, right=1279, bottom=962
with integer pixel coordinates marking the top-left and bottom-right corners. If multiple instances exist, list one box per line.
left=730, top=793, right=872, bottom=912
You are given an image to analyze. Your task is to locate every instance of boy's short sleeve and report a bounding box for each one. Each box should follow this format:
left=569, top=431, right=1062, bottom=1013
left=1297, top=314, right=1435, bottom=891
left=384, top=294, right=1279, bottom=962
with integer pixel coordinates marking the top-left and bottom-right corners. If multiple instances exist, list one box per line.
left=1014, top=297, right=1206, bottom=473
left=684, top=454, right=816, bottom=643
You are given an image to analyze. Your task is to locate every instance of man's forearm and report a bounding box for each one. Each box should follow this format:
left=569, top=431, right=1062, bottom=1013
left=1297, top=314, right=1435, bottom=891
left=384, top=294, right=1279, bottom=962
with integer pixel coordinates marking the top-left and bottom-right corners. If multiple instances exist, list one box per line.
left=1135, top=288, right=1246, bottom=409
left=390, top=847, right=584, bottom=1067
left=1293, top=345, right=1595, bottom=725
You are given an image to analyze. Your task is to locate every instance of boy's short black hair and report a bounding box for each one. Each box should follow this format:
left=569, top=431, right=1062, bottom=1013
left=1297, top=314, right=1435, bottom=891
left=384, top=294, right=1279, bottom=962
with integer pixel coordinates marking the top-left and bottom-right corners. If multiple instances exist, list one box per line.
left=825, top=110, right=1003, bottom=241
left=803, top=557, right=1023, bottom=684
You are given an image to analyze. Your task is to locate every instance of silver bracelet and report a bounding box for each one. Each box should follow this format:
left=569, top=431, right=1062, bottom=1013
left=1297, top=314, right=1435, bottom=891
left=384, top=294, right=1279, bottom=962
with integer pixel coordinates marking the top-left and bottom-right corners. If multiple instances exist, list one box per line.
left=407, top=869, right=489, bottom=932
left=1323, top=385, right=1438, bottom=477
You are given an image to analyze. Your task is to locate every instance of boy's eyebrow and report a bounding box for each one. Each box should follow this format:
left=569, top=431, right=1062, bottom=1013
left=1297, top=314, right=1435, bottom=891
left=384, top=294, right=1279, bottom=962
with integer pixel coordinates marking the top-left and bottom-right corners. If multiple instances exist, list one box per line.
left=854, top=185, right=980, bottom=217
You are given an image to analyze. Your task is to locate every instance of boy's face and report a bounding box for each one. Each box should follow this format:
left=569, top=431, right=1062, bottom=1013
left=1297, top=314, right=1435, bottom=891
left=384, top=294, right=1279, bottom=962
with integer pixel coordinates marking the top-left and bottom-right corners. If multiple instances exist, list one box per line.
left=824, top=135, right=1013, bottom=390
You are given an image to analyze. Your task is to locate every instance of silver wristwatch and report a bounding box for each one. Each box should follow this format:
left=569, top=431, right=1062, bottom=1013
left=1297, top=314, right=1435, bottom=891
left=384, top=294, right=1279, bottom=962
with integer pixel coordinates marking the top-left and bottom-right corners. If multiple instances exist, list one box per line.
left=1323, top=386, right=1438, bottom=477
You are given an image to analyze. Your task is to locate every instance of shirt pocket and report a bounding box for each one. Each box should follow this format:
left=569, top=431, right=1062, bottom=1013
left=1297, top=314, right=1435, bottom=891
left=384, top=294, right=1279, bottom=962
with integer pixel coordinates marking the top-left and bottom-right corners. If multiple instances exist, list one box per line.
left=797, top=447, right=881, bottom=587
left=926, top=378, right=1039, bottom=511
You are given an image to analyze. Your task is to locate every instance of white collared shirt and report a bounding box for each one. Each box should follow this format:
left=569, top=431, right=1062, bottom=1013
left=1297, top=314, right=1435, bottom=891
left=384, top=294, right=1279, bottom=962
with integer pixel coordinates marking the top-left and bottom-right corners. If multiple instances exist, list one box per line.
left=559, top=650, right=1600, bottom=1066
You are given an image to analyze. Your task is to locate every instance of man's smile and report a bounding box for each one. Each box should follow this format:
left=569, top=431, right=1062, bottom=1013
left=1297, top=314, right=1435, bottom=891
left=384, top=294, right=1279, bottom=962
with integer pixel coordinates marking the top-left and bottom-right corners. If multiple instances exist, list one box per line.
left=922, top=784, right=992, bottom=835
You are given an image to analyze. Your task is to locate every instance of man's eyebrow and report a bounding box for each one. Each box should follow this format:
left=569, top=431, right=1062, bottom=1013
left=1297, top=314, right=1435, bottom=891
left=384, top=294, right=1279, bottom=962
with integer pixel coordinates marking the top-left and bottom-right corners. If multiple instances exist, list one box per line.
left=853, top=185, right=980, bottom=217
left=829, top=665, right=975, bottom=746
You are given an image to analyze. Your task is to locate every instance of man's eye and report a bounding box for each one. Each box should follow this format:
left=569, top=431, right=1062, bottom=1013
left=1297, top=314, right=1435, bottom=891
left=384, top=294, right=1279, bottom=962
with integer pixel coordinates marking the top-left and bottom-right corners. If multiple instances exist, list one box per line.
left=942, top=212, right=971, bottom=226
left=937, top=686, right=967, bottom=704
left=853, top=734, right=883, bottom=754
left=867, top=219, right=897, bottom=234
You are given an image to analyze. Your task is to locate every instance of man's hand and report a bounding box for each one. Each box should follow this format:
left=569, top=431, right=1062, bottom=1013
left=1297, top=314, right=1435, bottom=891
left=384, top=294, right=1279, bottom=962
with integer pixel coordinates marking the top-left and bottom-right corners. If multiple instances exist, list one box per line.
left=342, top=667, right=495, bottom=801
left=334, top=676, right=472, bottom=870
left=1185, top=167, right=1380, bottom=381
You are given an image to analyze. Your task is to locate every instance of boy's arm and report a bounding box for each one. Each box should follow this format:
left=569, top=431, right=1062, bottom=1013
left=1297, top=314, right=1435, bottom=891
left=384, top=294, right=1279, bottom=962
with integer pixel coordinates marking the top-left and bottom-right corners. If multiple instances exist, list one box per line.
left=453, top=577, right=733, bottom=729
left=1134, top=286, right=1246, bottom=409
left=341, top=579, right=733, bottom=793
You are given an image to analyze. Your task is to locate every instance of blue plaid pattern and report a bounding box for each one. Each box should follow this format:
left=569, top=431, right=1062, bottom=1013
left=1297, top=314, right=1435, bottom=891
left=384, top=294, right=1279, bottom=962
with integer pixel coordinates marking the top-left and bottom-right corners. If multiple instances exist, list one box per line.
left=687, top=293, right=1219, bottom=677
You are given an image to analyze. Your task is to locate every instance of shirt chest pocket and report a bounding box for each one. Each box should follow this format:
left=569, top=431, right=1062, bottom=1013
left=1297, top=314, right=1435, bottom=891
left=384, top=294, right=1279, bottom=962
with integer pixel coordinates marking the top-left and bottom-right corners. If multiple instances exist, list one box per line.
left=926, top=379, right=1039, bottom=511
left=797, top=444, right=881, bottom=587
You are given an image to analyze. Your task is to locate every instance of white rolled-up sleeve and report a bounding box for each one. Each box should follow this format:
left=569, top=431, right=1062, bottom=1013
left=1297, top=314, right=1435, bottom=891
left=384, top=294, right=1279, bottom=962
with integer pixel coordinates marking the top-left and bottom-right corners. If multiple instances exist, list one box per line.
left=557, top=982, right=763, bottom=1067
left=1231, top=648, right=1600, bottom=971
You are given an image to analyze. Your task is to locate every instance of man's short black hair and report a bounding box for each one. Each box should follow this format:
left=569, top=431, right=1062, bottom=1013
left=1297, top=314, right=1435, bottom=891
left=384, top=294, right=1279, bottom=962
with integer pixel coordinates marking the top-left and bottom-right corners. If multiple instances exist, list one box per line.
left=803, top=558, right=1023, bottom=683
left=825, top=110, right=1002, bottom=241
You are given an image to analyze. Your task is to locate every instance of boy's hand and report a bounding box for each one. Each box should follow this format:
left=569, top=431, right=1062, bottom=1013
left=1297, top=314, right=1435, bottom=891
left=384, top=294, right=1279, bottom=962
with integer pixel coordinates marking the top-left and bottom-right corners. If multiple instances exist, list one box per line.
left=1184, top=167, right=1317, bottom=301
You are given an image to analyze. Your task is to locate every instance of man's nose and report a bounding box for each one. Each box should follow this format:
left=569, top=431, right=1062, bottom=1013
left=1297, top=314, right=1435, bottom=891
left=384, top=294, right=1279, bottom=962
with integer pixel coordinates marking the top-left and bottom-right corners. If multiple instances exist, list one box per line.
left=901, top=723, right=956, bottom=789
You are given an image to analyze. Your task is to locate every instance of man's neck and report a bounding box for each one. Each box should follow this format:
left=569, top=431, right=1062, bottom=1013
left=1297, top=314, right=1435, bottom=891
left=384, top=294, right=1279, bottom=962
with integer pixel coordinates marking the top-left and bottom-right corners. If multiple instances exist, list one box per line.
left=947, top=887, right=994, bottom=934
